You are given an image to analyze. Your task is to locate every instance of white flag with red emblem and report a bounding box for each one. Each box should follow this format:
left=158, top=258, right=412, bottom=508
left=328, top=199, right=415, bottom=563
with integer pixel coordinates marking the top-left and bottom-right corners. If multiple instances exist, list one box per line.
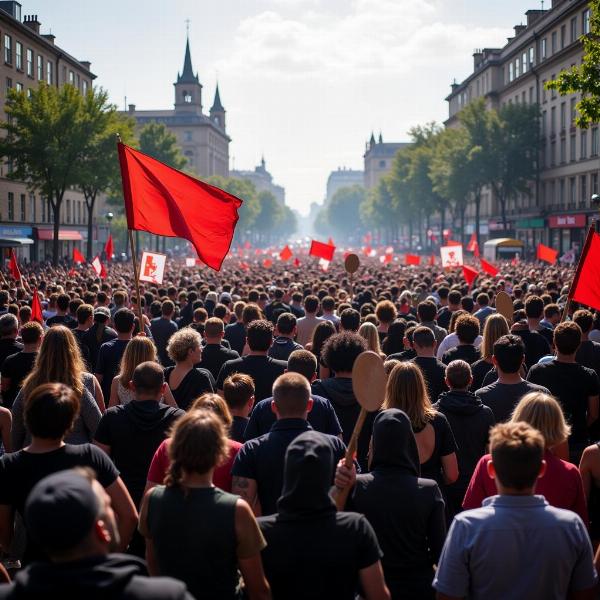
left=139, top=251, right=167, bottom=285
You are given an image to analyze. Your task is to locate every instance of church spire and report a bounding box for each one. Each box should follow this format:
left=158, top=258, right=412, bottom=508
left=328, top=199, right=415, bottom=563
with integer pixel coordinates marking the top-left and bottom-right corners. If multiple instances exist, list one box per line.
left=211, top=83, right=224, bottom=112
left=177, top=37, right=199, bottom=85
left=209, top=81, right=226, bottom=130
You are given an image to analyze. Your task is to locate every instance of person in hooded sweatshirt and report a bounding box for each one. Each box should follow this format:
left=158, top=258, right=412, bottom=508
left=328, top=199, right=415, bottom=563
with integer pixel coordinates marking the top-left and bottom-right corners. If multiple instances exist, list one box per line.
left=334, top=409, right=447, bottom=600
left=0, top=469, right=193, bottom=600
left=311, top=332, right=375, bottom=471
left=94, top=362, right=184, bottom=508
left=433, top=360, right=495, bottom=518
left=258, top=430, right=390, bottom=600
left=232, top=372, right=346, bottom=516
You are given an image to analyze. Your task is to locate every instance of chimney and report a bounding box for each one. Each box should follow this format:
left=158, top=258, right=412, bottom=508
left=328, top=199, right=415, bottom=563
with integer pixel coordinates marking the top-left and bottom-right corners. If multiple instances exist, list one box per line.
left=128, top=104, right=136, bottom=114
left=80, top=60, right=91, bottom=71
left=473, top=49, right=483, bottom=70
left=451, top=81, right=460, bottom=93
left=42, top=33, right=55, bottom=45
left=526, top=9, right=546, bottom=27
left=514, top=24, right=526, bottom=36
left=23, top=14, right=40, bottom=34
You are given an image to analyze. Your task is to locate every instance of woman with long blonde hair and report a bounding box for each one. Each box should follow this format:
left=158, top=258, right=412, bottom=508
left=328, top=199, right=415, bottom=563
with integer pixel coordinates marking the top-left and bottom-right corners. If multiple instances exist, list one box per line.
left=470, top=313, right=509, bottom=390
left=11, top=326, right=103, bottom=448
left=358, top=322, right=385, bottom=359
left=384, top=361, right=458, bottom=486
left=108, top=336, right=176, bottom=408
left=464, top=392, right=587, bottom=524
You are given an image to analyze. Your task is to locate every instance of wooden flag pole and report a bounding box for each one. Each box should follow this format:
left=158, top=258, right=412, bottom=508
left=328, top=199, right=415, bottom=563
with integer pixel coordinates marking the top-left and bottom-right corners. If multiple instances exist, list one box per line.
left=128, top=228, right=145, bottom=333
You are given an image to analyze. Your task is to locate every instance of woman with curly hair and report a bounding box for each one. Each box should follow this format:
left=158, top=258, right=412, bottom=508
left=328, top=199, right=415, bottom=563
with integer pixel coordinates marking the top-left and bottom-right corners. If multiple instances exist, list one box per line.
left=139, top=408, right=270, bottom=600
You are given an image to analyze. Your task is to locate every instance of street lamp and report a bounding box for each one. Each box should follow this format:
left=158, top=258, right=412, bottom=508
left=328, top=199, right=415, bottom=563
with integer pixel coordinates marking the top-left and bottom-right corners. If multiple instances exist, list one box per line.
left=105, top=212, right=114, bottom=258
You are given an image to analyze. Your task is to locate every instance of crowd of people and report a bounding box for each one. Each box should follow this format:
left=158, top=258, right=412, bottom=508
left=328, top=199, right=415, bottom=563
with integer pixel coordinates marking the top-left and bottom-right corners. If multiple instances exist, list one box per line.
left=0, top=255, right=598, bottom=598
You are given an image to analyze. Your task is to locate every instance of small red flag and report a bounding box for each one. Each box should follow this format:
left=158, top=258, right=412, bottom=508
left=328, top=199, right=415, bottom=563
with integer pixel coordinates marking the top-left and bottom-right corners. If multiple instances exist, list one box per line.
left=244, top=241, right=252, bottom=250
left=73, top=248, right=85, bottom=263
left=263, top=258, right=273, bottom=268
left=31, top=288, right=43, bottom=324
left=428, top=255, right=436, bottom=266
left=405, top=254, right=421, bottom=265
left=480, top=258, right=499, bottom=277
left=8, top=249, right=20, bottom=280
left=537, top=243, right=558, bottom=265
left=104, top=235, right=114, bottom=261
left=467, top=233, right=480, bottom=257
left=293, top=258, right=301, bottom=267
left=362, top=245, right=374, bottom=257
left=91, top=256, right=107, bottom=279
left=68, top=268, right=76, bottom=277
left=118, top=143, right=242, bottom=271
left=463, top=264, right=479, bottom=287
left=279, top=245, right=293, bottom=261
left=309, top=240, right=335, bottom=261
left=569, top=226, right=600, bottom=311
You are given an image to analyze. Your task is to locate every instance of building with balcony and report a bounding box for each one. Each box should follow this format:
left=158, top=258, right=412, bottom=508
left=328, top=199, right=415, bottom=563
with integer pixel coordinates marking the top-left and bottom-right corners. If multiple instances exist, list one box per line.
left=445, top=0, right=597, bottom=255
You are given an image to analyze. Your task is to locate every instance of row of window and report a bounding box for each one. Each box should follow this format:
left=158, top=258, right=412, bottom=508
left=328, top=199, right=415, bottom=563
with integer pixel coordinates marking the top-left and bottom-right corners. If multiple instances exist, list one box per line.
left=543, top=173, right=599, bottom=207
left=2, top=31, right=88, bottom=94
left=543, top=127, right=599, bottom=168
left=6, top=193, right=87, bottom=224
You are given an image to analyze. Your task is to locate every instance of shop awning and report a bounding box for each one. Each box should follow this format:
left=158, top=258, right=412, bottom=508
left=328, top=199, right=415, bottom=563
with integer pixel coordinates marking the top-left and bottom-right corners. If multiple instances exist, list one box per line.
left=0, top=237, right=33, bottom=247
left=36, top=228, right=83, bottom=241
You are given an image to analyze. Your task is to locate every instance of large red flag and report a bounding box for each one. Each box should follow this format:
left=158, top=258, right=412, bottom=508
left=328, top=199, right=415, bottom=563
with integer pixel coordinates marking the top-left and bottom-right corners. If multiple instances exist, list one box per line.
left=463, top=264, right=479, bottom=287
left=118, top=143, right=242, bottom=271
left=480, top=258, right=499, bottom=277
left=569, top=226, right=600, bottom=311
left=104, top=235, right=114, bottom=261
left=405, top=254, right=421, bottom=266
left=279, top=245, right=293, bottom=261
left=537, top=243, right=558, bottom=265
left=8, top=249, right=20, bottom=280
left=73, top=248, right=85, bottom=263
left=309, top=240, right=335, bottom=261
left=31, top=288, right=43, bottom=324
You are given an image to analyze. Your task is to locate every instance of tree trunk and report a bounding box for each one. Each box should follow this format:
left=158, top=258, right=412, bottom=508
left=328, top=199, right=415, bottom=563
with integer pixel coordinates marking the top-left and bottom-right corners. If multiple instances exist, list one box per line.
left=475, top=191, right=481, bottom=248
left=85, top=192, right=96, bottom=261
left=51, top=193, right=62, bottom=266
left=460, top=205, right=466, bottom=244
left=409, top=220, right=413, bottom=251
left=500, top=195, right=508, bottom=233
left=439, top=207, right=445, bottom=251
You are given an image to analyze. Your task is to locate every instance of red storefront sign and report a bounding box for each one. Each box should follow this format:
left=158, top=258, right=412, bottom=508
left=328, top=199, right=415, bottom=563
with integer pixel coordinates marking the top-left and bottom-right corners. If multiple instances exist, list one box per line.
left=548, top=214, right=587, bottom=228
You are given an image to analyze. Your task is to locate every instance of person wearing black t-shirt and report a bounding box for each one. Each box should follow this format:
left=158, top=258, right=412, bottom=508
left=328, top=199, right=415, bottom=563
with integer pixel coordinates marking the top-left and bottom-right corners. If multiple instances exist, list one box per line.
left=83, top=307, right=118, bottom=370
left=232, top=372, right=346, bottom=517
left=527, top=321, right=600, bottom=463
left=150, top=301, right=178, bottom=368
left=442, top=314, right=481, bottom=366
left=387, top=324, right=418, bottom=362
left=217, top=320, right=287, bottom=402
left=437, top=290, right=462, bottom=332
left=72, top=303, right=93, bottom=368
left=0, top=383, right=137, bottom=565
left=1, top=321, right=42, bottom=409
left=334, top=410, right=445, bottom=600
left=223, top=373, right=255, bottom=443
left=574, top=309, right=600, bottom=382
left=259, top=430, right=389, bottom=600
left=224, top=301, right=247, bottom=355
left=410, top=326, right=447, bottom=402
left=198, top=317, right=240, bottom=380
left=0, top=314, right=23, bottom=370
left=95, top=308, right=135, bottom=402
left=525, top=295, right=554, bottom=348
left=45, top=293, right=77, bottom=329
left=477, top=334, right=549, bottom=424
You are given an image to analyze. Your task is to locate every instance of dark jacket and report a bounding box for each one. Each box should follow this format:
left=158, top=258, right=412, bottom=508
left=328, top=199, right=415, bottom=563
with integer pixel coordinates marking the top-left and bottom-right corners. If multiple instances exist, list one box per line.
left=311, top=377, right=376, bottom=471
left=351, top=410, right=446, bottom=600
left=0, top=554, right=193, bottom=599
left=434, top=390, right=495, bottom=516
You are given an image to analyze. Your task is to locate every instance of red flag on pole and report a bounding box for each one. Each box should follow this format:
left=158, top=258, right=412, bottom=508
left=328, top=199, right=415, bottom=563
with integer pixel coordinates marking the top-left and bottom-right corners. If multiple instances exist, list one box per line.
left=428, top=255, right=436, bottom=266
left=480, top=258, right=499, bottom=277
left=118, top=143, right=242, bottom=271
left=537, top=243, right=558, bottom=264
left=309, top=240, right=335, bottom=261
left=467, top=233, right=480, bottom=257
left=279, top=245, right=293, bottom=261
left=8, top=249, right=20, bottom=280
left=463, top=264, right=479, bottom=287
left=569, top=225, right=600, bottom=311
left=73, top=248, right=85, bottom=263
left=263, top=258, right=273, bottom=268
left=31, top=288, right=43, bottom=324
left=104, top=235, right=114, bottom=261
left=293, top=258, right=301, bottom=267
left=405, top=254, right=421, bottom=265
left=91, top=256, right=107, bottom=279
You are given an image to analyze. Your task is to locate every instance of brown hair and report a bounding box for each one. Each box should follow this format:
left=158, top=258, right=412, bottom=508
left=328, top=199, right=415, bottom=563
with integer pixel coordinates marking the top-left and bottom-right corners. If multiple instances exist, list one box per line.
left=480, top=313, right=510, bottom=360
left=165, top=409, right=229, bottom=487
left=384, top=362, right=435, bottom=429
left=24, top=383, right=80, bottom=439
left=553, top=321, right=582, bottom=355
left=445, top=359, right=472, bottom=390
left=190, top=393, right=233, bottom=428
left=272, top=372, right=310, bottom=417
left=223, top=374, right=255, bottom=411
left=375, top=300, right=397, bottom=325
left=118, top=336, right=158, bottom=387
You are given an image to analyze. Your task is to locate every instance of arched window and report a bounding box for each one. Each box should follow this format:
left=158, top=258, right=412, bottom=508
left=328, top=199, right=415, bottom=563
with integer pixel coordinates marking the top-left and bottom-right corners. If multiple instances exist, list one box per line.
left=183, top=91, right=192, bottom=103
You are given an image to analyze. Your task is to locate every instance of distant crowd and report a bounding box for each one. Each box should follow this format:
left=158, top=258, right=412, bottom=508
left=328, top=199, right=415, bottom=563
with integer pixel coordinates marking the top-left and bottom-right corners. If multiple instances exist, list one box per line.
left=0, top=257, right=597, bottom=599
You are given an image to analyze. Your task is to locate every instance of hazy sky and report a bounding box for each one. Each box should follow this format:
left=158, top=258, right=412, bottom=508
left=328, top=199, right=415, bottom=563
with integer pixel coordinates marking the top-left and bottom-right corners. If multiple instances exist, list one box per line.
left=25, top=0, right=534, bottom=214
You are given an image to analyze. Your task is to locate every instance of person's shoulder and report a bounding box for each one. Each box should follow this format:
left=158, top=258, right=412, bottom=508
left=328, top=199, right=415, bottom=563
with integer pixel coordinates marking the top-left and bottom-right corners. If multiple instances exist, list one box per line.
left=223, top=356, right=244, bottom=368
left=311, top=394, right=333, bottom=408
left=252, top=397, right=272, bottom=412
left=0, top=448, right=24, bottom=468
left=432, top=410, right=451, bottom=427
left=267, top=357, right=288, bottom=368
left=525, top=381, right=550, bottom=394
left=126, top=572, right=191, bottom=599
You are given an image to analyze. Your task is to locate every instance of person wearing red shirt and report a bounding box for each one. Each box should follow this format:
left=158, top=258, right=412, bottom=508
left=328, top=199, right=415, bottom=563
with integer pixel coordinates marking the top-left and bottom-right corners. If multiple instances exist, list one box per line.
left=145, top=394, right=241, bottom=493
left=463, top=391, right=588, bottom=524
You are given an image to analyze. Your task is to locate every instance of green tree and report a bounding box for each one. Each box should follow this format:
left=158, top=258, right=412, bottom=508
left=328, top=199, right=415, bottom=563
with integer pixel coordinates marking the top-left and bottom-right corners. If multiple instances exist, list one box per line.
left=327, top=185, right=366, bottom=240
left=0, top=83, right=98, bottom=264
left=489, top=103, right=541, bottom=231
left=360, top=177, right=396, bottom=243
left=254, top=190, right=283, bottom=243
left=313, top=206, right=330, bottom=237
left=279, top=205, right=298, bottom=239
left=546, top=1, right=600, bottom=127
left=77, top=91, right=136, bottom=259
left=138, top=122, right=187, bottom=170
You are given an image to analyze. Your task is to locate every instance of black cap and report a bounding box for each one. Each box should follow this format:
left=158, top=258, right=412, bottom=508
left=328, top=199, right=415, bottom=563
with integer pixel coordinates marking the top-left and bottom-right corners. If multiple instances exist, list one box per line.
left=25, top=470, right=100, bottom=553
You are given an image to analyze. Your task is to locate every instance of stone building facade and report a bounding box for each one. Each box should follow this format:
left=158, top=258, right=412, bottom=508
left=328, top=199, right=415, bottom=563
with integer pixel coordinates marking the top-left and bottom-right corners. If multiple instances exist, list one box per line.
left=363, top=132, right=410, bottom=190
